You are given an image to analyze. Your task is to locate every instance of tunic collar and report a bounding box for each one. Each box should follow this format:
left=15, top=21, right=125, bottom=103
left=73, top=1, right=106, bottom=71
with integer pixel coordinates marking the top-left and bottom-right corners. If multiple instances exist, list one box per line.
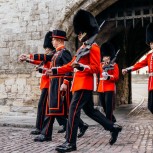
left=56, top=45, right=65, bottom=51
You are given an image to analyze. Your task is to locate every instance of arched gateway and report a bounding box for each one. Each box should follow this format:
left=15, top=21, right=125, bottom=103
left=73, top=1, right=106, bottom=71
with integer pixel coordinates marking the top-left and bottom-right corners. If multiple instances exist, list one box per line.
left=0, top=0, right=153, bottom=116
left=65, top=0, right=153, bottom=105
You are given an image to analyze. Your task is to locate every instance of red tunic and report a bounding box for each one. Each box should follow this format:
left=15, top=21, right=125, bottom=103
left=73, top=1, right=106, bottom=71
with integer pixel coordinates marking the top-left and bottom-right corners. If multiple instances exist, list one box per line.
left=55, top=43, right=100, bottom=92
left=28, top=60, right=50, bottom=90
left=97, top=63, right=119, bottom=92
left=130, top=51, right=153, bottom=91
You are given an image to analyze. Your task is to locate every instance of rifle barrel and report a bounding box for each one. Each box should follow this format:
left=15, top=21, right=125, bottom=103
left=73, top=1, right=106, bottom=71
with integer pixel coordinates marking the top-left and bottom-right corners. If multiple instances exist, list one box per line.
left=99, top=20, right=105, bottom=30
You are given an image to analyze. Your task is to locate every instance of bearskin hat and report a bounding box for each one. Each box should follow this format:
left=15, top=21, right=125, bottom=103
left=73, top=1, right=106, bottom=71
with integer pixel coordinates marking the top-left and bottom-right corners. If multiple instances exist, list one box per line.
left=43, top=31, right=55, bottom=50
left=146, top=23, right=153, bottom=45
left=100, top=42, right=115, bottom=60
left=73, top=9, right=99, bottom=41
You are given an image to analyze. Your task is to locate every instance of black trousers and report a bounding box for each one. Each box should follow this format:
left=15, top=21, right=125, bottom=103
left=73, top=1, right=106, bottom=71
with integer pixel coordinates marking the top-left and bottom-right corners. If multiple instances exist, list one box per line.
left=56, top=116, right=67, bottom=127
left=148, top=90, right=153, bottom=114
left=99, top=91, right=116, bottom=122
left=36, top=88, right=48, bottom=131
left=36, top=88, right=68, bottom=131
left=66, top=90, right=114, bottom=144
left=41, top=115, right=85, bottom=137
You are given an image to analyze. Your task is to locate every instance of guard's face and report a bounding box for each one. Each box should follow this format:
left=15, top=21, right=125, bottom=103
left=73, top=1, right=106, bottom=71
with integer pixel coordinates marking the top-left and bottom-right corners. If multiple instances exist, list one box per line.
left=150, top=42, right=153, bottom=50
left=103, top=56, right=110, bottom=65
left=52, top=38, right=62, bottom=48
left=78, top=32, right=87, bottom=42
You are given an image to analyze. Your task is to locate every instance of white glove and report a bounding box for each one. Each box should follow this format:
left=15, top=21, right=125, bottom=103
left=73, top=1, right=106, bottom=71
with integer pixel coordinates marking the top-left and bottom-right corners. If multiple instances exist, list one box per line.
left=102, top=72, right=109, bottom=77
left=60, top=83, right=67, bottom=91
left=102, top=72, right=109, bottom=80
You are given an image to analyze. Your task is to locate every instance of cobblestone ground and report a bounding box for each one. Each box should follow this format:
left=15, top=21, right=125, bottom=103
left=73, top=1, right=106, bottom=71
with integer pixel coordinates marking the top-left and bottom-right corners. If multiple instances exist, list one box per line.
left=1, top=102, right=153, bottom=153
left=0, top=80, right=151, bottom=153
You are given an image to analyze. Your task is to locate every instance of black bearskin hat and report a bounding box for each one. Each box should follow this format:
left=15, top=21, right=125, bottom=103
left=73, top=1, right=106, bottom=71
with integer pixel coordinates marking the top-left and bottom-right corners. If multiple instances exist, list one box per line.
left=73, top=9, right=99, bottom=41
left=100, top=42, right=115, bottom=60
left=146, top=23, right=153, bottom=45
left=43, top=31, right=55, bottom=50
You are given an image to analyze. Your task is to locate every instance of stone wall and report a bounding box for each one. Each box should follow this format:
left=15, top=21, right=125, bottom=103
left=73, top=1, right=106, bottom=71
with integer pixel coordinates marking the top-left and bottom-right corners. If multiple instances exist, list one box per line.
left=0, top=0, right=117, bottom=116
left=0, top=0, right=67, bottom=116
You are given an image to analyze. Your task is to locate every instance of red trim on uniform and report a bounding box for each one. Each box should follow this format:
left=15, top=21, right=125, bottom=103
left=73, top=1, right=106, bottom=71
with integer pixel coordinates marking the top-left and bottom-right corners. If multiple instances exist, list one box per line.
left=48, top=79, right=51, bottom=110
left=46, top=106, right=64, bottom=116
left=45, top=116, right=52, bottom=135
left=45, top=92, right=51, bottom=116
left=44, top=54, right=46, bottom=61
left=40, top=91, right=48, bottom=129
left=56, top=45, right=65, bottom=51
left=52, top=35, right=66, bottom=40
left=69, top=91, right=84, bottom=142
left=66, top=83, right=70, bottom=116
left=30, top=54, right=33, bottom=59
left=49, top=76, right=72, bottom=78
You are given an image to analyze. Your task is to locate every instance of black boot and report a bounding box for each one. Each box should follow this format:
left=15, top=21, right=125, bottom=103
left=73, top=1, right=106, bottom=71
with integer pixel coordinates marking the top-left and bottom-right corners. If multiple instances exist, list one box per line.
left=30, top=129, right=41, bottom=135
left=112, top=118, right=116, bottom=123
left=78, top=124, right=89, bottom=138
left=57, top=125, right=66, bottom=133
left=109, top=124, right=122, bottom=145
left=112, top=116, right=117, bottom=123
left=55, top=141, right=77, bottom=152
left=34, top=134, right=52, bottom=142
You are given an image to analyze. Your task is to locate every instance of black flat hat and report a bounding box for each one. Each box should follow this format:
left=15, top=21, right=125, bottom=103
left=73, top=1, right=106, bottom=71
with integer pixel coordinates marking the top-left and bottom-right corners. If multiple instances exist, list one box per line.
left=52, top=30, right=68, bottom=41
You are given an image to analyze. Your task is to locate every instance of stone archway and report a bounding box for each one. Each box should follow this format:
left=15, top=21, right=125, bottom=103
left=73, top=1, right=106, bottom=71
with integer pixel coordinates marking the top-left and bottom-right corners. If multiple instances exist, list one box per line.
left=1, top=0, right=152, bottom=115
left=59, top=0, right=152, bottom=105
left=51, top=0, right=118, bottom=53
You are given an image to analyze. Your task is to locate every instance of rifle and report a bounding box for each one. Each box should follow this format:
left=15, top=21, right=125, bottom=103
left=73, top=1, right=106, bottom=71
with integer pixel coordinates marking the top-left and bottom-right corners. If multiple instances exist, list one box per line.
left=75, top=20, right=105, bottom=62
left=102, top=49, right=120, bottom=72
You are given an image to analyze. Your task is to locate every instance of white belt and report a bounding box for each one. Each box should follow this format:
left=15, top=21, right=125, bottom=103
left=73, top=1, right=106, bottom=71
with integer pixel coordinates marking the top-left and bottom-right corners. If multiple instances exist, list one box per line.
left=149, top=72, right=153, bottom=77
left=73, top=68, right=79, bottom=72
left=100, top=78, right=105, bottom=80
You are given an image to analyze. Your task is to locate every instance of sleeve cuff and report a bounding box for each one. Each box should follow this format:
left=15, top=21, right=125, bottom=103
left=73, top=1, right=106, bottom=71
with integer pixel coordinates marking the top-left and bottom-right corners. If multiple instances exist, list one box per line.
left=52, top=67, right=58, bottom=75
left=79, top=63, right=90, bottom=72
left=106, top=76, right=111, bottom=80
left=126, top=66, right=133, bottom=72
left=29, top=54, right=33, bottom=59
left=26, top=59, right=30, bottom=63
left=38, top=68, right=43, bottom=73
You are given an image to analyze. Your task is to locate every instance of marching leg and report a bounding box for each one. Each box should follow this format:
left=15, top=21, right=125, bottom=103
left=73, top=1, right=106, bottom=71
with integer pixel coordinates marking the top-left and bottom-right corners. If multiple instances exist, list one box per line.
left=56, top=116, right=67, bottom=133
left=31, top=88, right=48, bottom=135
left=34, top=116, right=55, bottom=142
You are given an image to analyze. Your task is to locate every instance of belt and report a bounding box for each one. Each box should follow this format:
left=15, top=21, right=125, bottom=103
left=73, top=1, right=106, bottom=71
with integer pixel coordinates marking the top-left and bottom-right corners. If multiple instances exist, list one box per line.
left=149, top=72, right=153, bottom=77
left=99, top=77, right=106, bottom=80
left=74, top=68, right=79, bottom=72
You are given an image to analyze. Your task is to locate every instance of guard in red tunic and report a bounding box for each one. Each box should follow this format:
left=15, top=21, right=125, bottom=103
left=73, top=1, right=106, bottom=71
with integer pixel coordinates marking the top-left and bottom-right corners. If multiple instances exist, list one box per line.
left=46, top=10, right=122, bottom=152
left=19, top=31, right=55, bottom=135
left=122, top=23, right=153, bottom=114
left=97, top=42, right=119, bottom=123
